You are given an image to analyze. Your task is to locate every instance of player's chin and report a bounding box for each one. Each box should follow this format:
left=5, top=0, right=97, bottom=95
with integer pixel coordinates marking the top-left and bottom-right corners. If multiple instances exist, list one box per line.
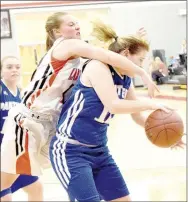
left=75, top=34, right=81, bottom=40
left=11, top=76, right=20, bottom=82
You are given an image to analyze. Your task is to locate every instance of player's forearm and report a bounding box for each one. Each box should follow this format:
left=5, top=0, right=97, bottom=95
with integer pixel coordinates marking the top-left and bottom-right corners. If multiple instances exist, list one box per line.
left=66, top=39, right=144, bottom=78
left=131, top=113, right=147, bottom=128
left=71, top=41, right=144, bottom=78
left=109, top=99, right=152, bottom=114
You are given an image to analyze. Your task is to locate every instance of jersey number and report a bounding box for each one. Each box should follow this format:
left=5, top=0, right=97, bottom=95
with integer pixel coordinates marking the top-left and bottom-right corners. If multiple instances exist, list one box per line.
left=94, top=108, right=113, bottom=124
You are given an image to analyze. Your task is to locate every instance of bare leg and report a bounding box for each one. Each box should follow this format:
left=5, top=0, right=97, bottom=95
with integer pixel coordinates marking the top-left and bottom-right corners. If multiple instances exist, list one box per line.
left=0, top=172, right=19, bottom=201
left=22, top=179, right=43, bottom=201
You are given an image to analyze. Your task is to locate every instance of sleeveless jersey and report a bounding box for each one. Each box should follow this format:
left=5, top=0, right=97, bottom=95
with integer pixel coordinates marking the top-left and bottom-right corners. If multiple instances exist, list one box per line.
left=21, top=37, right=84, bottom=119
left=57, top=63, right=132, bottom=146
left=0, top=80, right=21, bottom=143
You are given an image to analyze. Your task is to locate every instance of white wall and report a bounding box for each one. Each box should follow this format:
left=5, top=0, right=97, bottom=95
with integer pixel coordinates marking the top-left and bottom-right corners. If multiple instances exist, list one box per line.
left=1, top=1, right=186, bottom=60
left=1, top=11, right=19, bottom=58
left=109, top=1, right=186, bottom=58
left=1, top=40, right=19, bottom=58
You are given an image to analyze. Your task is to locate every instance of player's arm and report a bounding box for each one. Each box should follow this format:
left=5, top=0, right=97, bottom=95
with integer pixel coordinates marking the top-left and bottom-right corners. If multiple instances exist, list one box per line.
left=126, top=84, right=147, bottom=128
left=53, top=39, right=142, bottom=77
left=82, top=60, right=168, bottom=115
left=53, top=39, right=159, bottom=98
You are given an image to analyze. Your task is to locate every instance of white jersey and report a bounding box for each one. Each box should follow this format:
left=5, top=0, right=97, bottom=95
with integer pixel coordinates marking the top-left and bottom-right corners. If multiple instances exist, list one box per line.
left=21, top=37, right=84, bottom=119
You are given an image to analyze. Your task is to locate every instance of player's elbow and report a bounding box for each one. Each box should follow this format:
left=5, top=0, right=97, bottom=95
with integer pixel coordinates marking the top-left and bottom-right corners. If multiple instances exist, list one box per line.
left=108, top=106, right=117, bottom=114
left=107, top=99, right=123, bottom=114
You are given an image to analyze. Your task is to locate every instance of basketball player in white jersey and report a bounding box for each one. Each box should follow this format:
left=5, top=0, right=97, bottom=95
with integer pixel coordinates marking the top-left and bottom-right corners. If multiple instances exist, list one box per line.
left=1, top=12, right=159, bottom=201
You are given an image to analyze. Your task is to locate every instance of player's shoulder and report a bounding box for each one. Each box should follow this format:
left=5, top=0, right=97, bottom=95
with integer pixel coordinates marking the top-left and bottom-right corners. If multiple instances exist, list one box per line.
left=86, top=60, right=109, bottom=71
left=90, top=59, right=107, bottom=65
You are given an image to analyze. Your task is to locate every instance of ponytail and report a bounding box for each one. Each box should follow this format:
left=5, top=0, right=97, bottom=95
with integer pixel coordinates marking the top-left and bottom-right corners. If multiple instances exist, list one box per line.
left=92, top=20, right=149, bottom=55
left=91, top=20, right=117, bottom=43
left=46, top=35, right=54, bottom=51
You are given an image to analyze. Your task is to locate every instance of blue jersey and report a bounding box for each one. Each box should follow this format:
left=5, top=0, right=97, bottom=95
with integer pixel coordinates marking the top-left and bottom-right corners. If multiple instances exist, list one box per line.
left=57, top=65, right=131, bottom=146
left=0, top=80, right=21, bottom=144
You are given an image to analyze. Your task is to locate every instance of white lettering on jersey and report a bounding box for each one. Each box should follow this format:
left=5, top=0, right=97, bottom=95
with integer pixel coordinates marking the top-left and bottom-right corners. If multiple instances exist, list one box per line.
left=94, top=107, right=113, bottom=124
left=95, top=85, right=128, bottom=124
left=1, top=101, right=18, bottom=111
left=116, top=85, right=128, bottom=99
left=3, top=91, right=8, bottom=95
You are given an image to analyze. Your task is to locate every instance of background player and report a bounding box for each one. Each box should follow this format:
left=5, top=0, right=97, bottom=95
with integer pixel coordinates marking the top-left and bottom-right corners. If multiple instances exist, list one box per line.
left=0, top=56, right=43, bottom=201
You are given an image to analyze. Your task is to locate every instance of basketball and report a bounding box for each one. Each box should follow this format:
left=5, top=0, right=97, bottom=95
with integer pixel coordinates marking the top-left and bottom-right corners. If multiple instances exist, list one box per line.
left=145, top=110, right=184, bottom=148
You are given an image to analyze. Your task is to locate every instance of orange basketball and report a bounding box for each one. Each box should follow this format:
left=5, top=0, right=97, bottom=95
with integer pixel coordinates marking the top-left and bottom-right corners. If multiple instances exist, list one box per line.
left=145, top=109, right=184, bottom=148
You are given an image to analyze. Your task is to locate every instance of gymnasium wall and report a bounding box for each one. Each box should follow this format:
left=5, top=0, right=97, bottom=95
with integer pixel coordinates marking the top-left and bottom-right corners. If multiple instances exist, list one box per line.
left=109, top=1, right=186, bottom=58
left=1, top=1, right=186, bottom=58
left=1, top=13, right=20, bottom=58
left=1, top=39, right=19, bottom=58
left=1, top=1, right=186, bottom=87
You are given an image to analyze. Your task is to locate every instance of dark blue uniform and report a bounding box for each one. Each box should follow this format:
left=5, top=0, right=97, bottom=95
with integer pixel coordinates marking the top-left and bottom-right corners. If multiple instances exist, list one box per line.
left=50, top=63, right=131, bottom=201
left=0, top=80, right=38, bottom=197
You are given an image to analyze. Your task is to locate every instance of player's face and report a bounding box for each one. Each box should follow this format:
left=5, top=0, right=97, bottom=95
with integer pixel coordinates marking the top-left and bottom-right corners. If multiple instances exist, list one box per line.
left=58, top=15, right=81, bottom=39
left=127, top=49, right=147, bottom=67
left=1, top=57, right=21, bottom=83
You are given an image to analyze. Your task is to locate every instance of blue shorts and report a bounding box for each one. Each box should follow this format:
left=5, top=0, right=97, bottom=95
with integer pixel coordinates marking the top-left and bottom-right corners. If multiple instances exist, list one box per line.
left=11, top=175, right=39, bottom=193
left=50, top=136, right=129, bottom=202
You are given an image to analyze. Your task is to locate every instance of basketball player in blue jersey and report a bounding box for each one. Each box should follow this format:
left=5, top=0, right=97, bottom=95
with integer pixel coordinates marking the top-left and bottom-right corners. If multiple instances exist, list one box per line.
left=1, top=13, right=162, bottom=202
left=1, top=12, right=161, bottom=201
left=0, top=56, right=43, bottom=201
left=49, top=21, right=184, bottom=201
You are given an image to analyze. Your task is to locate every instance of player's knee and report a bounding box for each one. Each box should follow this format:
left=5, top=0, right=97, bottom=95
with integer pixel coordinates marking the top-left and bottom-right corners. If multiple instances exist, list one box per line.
left=112, top=195, right=131, bottom=201
left=1, top=172, right=18, bottom=190
left=23, top=179, right=43, bottom=195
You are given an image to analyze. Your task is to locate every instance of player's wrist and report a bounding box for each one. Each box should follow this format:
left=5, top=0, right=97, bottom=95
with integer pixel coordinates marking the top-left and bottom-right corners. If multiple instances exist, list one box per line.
left=146, top=100, right=155, bottom=111
left=137, top=67, right=145, bottom=77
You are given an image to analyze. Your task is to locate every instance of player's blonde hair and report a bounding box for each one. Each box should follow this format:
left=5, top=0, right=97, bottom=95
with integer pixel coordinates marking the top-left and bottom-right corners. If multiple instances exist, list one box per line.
left=45, top=12, right=68, bottom=51
left=91, top=20, right=149, bottom=54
